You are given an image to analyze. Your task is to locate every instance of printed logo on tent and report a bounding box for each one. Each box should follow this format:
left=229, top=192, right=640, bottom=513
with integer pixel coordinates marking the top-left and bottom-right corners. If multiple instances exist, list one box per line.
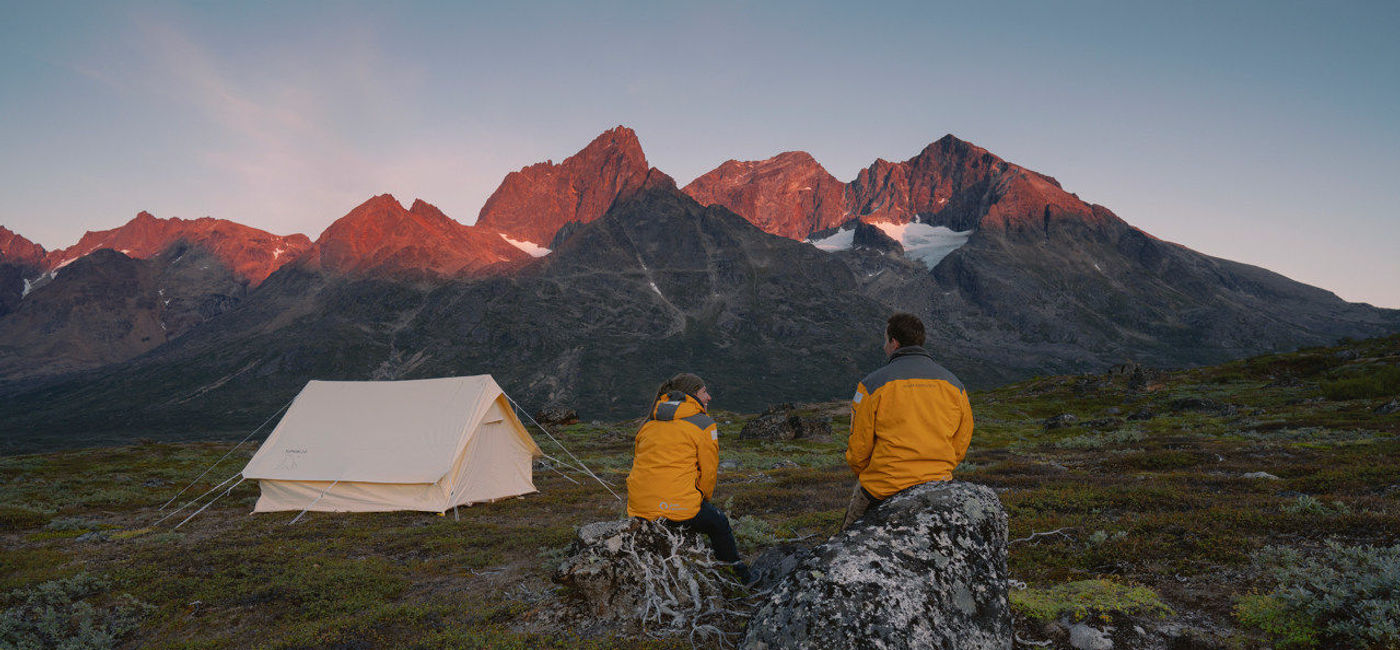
left=274, top=448, right=308, bottom=470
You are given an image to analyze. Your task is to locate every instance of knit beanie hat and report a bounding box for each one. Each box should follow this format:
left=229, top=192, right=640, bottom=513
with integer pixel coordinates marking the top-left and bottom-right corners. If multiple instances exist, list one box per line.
left=656, top=372, right=706, bottom=401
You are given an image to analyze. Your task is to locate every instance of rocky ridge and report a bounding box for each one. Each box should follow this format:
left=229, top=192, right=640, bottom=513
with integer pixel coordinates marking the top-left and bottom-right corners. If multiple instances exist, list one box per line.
left=298, top=195, right=529, bottom=278
left=41, top=211, right=312, bottom=287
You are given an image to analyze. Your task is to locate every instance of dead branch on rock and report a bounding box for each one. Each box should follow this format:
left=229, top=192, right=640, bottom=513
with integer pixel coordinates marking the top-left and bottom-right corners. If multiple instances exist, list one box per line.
left=620, top=519, right=749, bottom=647
left=1009, top=527, right=1073, bottom=545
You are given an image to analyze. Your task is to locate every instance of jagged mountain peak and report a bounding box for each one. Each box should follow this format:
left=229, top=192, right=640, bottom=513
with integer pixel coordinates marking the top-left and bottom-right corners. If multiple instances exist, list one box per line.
left=306, top=194, right=527, bottom=278
left=682, top=150, right=848, bottom=240
left=475, top=126, right=653, bottom=246
left=0, top=226, right=46, bottom=267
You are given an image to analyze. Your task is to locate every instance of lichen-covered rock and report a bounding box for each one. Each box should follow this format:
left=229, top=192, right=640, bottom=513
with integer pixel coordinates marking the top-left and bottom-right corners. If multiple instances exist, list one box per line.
left=743, top=481, right=1011, bottom=649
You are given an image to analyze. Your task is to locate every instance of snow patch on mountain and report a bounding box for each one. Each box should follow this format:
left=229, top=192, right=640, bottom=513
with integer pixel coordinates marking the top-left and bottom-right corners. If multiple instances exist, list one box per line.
left=500, top=234, right=551, bottom=258
left=808, top=228, right=856, bottom=251
left=870, top=222, right=973, bottom=269
left=808, top=222, right=972, bottom=269
left=21, top=278, right=32, bottom=298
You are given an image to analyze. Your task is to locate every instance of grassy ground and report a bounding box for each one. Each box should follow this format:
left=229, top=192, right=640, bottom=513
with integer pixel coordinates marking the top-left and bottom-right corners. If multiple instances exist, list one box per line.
left=2, top=334, right=1397, bottom=648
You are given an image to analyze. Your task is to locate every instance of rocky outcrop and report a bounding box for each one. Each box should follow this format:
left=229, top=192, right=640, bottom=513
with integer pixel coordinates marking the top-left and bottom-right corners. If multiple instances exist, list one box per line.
left=41, top=211, right=311, bottom=287
left=1, top=226, right=46, bottom=318
left=688, top=134, right=1114, bottom=242
left=534, top=406, right=578, bottom=426
left=738, top=405, right=832, bottom=441
left=850, top=221, right=903, bottom=254
left=0, top=226, right=46, bottom=267
left=0, top=245, right=248, bottom=379
left=301, top=195, right=528, bottom=278
left=743, top=481, right=1011, bottom=649
left=476, top=126, right=651, bottom=246
left=683, top=151, right=849, bottom=240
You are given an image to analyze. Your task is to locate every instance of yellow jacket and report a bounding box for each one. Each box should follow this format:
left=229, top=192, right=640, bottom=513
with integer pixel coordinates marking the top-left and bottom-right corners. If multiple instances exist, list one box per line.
left=847, top=346, right=974, bottom=499
left=626, top=392, right=718, bottom=521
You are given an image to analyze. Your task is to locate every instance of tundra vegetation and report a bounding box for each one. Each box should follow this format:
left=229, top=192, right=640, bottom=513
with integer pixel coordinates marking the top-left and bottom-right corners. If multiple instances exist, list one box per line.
left=1, top=334, right=1397, bottom=648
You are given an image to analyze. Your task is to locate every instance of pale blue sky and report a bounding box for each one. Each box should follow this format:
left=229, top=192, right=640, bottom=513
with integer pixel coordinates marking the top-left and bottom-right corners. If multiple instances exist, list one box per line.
left=2, top=1, right=1397, bottom=307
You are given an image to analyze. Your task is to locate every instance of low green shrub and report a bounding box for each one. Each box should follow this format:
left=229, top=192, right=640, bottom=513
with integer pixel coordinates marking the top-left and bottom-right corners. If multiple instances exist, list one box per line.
left=1320, top=364, right=1400, bottom=401
left=1281, top=495, right=1350, bottom=516
left=731, top=514, right=778, bottom=551
left=0, top=573, right=151, bottom=649
left=0, top=505, right=50, bottom=532
left=1011, top=578, right=1174, bottom=624
left=1054, top=428, right=1146, bottom=450
left=1236, top=542, right=1400, bottom=648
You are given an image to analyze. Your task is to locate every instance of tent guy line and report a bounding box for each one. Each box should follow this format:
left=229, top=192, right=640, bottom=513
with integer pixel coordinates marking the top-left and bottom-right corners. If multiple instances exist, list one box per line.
left=157, top=396, right=296, bottom=511
left=174, top=476, right=247, bottom=529
left=504, top=391, right=622, bottom=502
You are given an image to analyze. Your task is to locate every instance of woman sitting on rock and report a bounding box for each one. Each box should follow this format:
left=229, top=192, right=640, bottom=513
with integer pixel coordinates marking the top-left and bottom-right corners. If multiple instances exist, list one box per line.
left=626, top=372, right=750, bottom=583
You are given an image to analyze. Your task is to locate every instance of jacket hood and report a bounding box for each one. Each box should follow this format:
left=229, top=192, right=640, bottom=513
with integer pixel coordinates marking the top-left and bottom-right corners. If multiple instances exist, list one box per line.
left=650, top=391, right=706, bottom=421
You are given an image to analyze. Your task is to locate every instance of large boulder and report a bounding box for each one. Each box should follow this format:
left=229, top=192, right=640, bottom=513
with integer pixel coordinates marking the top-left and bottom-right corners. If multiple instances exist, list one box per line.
left=743, top=481, right=1012, bottom=649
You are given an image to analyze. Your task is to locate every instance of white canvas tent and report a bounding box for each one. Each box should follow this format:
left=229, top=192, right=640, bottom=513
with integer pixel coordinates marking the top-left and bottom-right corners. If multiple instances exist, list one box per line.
left=241, top=375, right=542, bottom=513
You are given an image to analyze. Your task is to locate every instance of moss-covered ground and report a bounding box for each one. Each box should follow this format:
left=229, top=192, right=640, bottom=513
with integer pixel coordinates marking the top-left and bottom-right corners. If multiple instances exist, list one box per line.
left=2, top=334, right=1397, bottom=647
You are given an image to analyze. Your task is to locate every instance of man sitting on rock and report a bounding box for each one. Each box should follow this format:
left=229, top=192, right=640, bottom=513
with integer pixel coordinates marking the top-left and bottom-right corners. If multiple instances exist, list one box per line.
left=626, top=372, right=750, bottom=583
left=842, top=313, right=975, bottom=530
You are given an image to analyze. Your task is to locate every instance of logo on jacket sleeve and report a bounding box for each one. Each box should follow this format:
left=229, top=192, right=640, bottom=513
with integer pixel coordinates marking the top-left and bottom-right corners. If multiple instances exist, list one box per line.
left=853, top=391, right=863, bottom=404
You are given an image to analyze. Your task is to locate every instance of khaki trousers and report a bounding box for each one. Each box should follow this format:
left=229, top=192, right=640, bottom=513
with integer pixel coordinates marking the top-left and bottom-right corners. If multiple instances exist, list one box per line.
left=839, top=482, right=883, bottom=531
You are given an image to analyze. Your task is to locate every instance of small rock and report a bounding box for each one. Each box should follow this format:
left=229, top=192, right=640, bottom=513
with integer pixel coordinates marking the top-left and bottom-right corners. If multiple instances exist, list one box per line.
left=1169, top=396, right=1224, bottom=412
left=1334, top=349, right=1360, bottom=361
left=747, top=543, right=815, bottom=591
left=1375, top=400, right=1399, bottom=415
left=1081, top=417, right=1125, bottom=430
left=75, top=531, right=109, bottom=543
left=1242, top=471, right=1281, bottom=480
left=1044, top=413, right=1078, bottom=429
left=1103, top=407, right=1122, bottom=416
left=142, top=478, right=169, bottom=488
left=1067, top=622, right=1113, bottom=650
left=767, top=460, right=799, bottom=470
left=719, top=460, right=738, bottom=470
left=1126, top=408, right=1154, bottom=421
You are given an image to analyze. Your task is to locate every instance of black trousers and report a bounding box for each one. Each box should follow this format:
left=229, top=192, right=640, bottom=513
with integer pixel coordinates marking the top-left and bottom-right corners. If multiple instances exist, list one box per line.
left=669, top=500, right=741, bottom=565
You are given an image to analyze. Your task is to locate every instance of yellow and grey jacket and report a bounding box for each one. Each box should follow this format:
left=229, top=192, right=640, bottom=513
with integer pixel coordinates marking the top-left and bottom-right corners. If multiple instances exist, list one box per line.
left=626, top=392, right=719, bottom=521
left=847, top=345, right=974, bottom=500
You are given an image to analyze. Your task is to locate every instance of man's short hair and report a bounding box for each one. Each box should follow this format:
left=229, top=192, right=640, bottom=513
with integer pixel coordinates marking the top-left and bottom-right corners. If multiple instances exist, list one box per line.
left=886, top=313, right=925, bottom=348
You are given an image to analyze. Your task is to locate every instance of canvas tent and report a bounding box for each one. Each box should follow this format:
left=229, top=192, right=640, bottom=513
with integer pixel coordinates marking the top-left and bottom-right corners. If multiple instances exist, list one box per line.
left=242, top=375, right=541, bottom=513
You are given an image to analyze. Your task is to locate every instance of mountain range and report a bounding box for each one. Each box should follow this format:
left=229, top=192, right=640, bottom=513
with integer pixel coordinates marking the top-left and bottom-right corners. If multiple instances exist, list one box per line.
left=2, top=126, right=1396, bottom=449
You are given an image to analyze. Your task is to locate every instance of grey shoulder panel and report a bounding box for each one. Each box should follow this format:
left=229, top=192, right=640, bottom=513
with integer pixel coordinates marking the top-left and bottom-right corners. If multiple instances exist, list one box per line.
left=655, top=401, right=682, bottom=422
left=862, top=356, right=965, bottom=394
left=681, top=413, right=715, bottom=431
